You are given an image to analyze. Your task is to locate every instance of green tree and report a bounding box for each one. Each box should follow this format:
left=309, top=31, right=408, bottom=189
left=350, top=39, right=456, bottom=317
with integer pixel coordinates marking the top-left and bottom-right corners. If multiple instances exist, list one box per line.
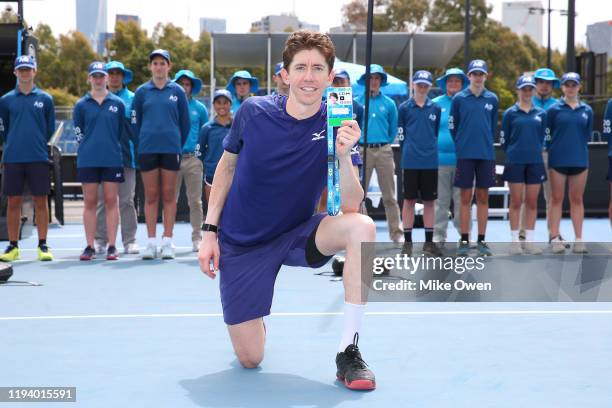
left=55, top=31, right=98, bottom=96
left=107, top=21, right=155, bottom=89
left=33, top=24, right=60, bottom=90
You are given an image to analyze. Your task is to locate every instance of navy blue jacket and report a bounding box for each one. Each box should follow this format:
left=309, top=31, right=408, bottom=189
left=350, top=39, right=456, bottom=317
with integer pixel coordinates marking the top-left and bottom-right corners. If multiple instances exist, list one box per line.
left=603, top=98, right=612, bottom=157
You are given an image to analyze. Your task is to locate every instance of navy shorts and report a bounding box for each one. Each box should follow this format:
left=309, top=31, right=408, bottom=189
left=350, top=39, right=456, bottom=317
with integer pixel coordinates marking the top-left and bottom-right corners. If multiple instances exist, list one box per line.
left=137, top=153, right=181, bottom=172
left=550, top=166, right=587, bottom=176
left=608, top=157, right=612, bottom=182
left=454, top=159, right=496, bottom=189
left=77, top=167, right=125, bottom=183
left=219, top=213, right=332, bottom=325
left=502, top=163, right=547, bottom=184
left=403, top=169, right=438, bottom=201
left=2, top=162, right=50, bottom=196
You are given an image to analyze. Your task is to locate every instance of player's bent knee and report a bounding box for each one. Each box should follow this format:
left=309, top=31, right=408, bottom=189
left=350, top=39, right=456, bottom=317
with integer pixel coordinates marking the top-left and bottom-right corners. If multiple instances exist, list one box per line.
left=349, top=214, right=376, bottom=241
left=235, top=349, right=264, bottom=369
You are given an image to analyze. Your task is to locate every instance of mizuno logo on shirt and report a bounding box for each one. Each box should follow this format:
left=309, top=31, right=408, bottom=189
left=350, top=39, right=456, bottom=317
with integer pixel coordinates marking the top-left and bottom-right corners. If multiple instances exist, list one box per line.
left=311, top=129, right=326, bottom=141
left=33, top=101, right=44, bottom=109
left=169, top=95, right=178, bottom=102
left=484, top=103, right=493, bottom=111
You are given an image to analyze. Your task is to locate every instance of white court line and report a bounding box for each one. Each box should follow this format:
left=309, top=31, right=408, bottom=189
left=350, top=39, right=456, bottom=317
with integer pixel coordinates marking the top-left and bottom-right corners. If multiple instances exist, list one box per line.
left=1, top=310, right=612, bottom=321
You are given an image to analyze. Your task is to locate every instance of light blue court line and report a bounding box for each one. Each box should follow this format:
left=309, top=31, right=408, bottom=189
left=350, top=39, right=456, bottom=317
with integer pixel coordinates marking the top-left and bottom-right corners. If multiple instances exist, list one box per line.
left=2, top=310, right=612, bottom=321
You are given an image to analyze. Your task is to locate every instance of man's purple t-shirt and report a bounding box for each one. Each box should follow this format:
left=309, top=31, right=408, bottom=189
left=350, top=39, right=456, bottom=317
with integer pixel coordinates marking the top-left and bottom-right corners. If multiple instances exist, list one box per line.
left=221, top=94, right=360, bottom=247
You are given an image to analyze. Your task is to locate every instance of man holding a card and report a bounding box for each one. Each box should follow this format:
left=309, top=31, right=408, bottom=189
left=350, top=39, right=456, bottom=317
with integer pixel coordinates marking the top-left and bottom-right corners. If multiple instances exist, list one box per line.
left=198, top=30, right=377, bottom=390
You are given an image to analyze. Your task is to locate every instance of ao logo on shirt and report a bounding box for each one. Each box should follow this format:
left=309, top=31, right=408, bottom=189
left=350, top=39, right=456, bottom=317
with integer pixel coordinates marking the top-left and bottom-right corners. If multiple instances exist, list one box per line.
left=534, top=116, right=542, bottom=122
left=428, top=113, right=437, bottom=122
left=484, top=103, right=493, bottom=111
left=581, top=112, right=588, bottom=120
left=108, top=105, right=118, bottom=113
left=169, top=95, right=178, bottom=102
left=33, top=101, right=44, bottom=109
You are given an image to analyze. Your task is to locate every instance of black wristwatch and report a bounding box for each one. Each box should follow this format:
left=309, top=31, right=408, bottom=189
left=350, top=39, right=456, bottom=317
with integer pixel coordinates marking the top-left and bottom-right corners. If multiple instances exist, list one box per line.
left=201, top=223, right=218, bottom=233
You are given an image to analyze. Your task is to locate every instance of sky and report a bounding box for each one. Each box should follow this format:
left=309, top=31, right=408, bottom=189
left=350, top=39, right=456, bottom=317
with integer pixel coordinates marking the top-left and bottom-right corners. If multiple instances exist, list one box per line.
left=14, top=0, right=611, bottom=52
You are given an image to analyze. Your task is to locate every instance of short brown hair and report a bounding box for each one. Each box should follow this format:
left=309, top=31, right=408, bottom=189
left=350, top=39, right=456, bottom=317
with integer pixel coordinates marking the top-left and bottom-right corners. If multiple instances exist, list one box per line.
left=282, top=30, right=335, bottom=73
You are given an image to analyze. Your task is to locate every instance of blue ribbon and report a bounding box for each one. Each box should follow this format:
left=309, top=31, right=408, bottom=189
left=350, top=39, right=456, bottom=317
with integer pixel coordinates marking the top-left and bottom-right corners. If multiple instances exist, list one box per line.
left=327, top=124, right=340, bottom=216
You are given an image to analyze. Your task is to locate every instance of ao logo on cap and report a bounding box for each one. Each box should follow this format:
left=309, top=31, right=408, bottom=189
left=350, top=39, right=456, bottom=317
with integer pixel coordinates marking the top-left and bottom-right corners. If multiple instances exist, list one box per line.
left=93, top=62, right=104, bottom=70
left=18, top=56, right=30, bottom=63
left=417, top=72, right=429, bottom=78
left=473, top=60, right=484, bottom=67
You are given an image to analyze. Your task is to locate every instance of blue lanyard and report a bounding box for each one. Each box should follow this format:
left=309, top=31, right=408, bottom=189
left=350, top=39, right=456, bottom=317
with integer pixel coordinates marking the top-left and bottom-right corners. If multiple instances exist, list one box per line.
left=327, top=124, right=340, bottom=216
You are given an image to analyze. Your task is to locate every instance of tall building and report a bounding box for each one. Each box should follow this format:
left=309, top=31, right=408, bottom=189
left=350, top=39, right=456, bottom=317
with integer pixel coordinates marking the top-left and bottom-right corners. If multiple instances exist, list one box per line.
left=97, top=32, right=114, bottom=56
left=501, top=1, right=544, bottom=46
left=251, top=14, right=319, bottom=33
left=76, top=0, right=108, bottom=53
left=116, top=14, right=141, bottom=28
left=587, top=21, right=612, bottom=57
left=200, top=18, right=226, bottom=33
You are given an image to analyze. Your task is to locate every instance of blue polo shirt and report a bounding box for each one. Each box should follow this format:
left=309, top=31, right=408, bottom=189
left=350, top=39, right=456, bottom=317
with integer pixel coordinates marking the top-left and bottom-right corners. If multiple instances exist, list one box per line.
left=220, top=95, right=360, bottom=246
left=355, top=92, right=398, bottom=144
left=432, top=94, right=457, bottom=166
left=131, top=80, right=190, bottom=155
left=0, top=86, right=55, bottom=163
left=397, top=97, right=440, bottom=169
left=73, top=92, right=125, bottom=168
left=500, top=104, right=546, bottom=164
left=198, top=118, right=231, bottom=179
left=545, top=98, right=593, bottom=168
left=449, top=87, right=499, bottom=160
left=184, top=99, right=209, bottom=154
left=603, top=98, right=611, bottom=157
left=532, top=96, right=558, bottom=111
left=112, top=87, right=136, bottom=168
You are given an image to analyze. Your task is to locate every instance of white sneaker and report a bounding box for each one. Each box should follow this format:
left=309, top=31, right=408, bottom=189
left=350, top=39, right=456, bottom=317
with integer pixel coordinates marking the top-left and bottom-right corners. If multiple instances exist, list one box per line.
left=572, top=241, right=588, bottom=254
left=160, top=241, right=175, bottom=259
left=142, top=243, right=157, bottom=260
left=124, top=243, right=140, bottom=254
left=94, top=241, right=106, bottom=255
left=550, top=236, right=566, bottom=254
left=509, top=242, right=523, bottom=255
left=524, top=242, right=543, bottom=255
left=192, top=240, right=201, bottom=252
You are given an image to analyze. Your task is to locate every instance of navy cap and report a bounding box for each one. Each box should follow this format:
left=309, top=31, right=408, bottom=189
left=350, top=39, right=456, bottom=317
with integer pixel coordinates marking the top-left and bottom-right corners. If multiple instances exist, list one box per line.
left=412, top=70, right=433, bottom=86
left=561, top=72, right=581, bottom=85
left=533, top=67, right=560, bottom=88
left=334, top=68, right=350, bottom=80
left=14, top=55, right=36, bottom=70
left=213, top=89, right=233, bottom=102
left=274, top=62, right=283, bottom=75
left=149, top=49, right=171, bottom=62
left=516, top=74, right=536, bottom=89
left=467, top=59, right=488, bottom=75
left=88, top=61, right=108, bottom=76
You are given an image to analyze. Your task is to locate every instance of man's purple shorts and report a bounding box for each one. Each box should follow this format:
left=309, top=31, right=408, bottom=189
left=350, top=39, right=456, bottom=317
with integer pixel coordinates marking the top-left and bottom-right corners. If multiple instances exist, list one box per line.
left=219, top=213, right=332, bottom=325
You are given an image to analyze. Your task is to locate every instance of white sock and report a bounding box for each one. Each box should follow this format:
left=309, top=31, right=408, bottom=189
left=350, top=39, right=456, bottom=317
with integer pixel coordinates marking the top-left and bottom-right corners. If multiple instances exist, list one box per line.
left=511, top=230, right=519, bottom=242
left=526, top=230, right=535, bottom=242
left=338, top=302, right=365, bottom=352
left=162, top=236, right=172, bottom=245
left=148, top=237, right=156, bottom=246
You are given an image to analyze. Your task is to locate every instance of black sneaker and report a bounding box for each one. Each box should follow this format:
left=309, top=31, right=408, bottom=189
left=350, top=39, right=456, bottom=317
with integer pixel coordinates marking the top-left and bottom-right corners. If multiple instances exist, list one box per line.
left=423, top=242, right=443, bottom=257
left=106, top=245, right=119, bottom=261
left=80, top=246, right=96, bottom=261
left=336, top=333, right=376, bottom=390
left=401, top=241, right=413, bottom=257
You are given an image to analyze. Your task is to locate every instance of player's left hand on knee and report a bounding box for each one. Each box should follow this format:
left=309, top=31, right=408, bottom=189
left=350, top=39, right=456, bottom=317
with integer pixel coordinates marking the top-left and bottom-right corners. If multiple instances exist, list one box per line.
left=337, top=120, right=361, bottom=157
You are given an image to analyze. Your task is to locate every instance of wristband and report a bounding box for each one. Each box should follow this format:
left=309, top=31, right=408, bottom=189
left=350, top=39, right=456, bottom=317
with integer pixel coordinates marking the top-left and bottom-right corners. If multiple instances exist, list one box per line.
left=201, top=223, right=218, bottom=233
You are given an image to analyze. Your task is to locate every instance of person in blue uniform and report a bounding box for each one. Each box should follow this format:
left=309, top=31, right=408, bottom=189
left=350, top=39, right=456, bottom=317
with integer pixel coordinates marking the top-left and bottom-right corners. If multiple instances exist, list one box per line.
left=449, top=59, right=499, bottom=256
left=131, top=49, right=190, bottom=260
left=0, top=55, right=55, bottom=262
left=546, top=72, right=592, bottom=254
left=272, top=62, right=289, bottom=96
left=500, top=75, right=547, bottom=255
left=198, top=89, right=232, bottom=207
left=173, top=69, right=209, bottom=252
left=432, top=67, right=470, bottom=245
left=226, top=70, right=258, bottom=113
left=603, top=98, right=612, bottom=240
left=94, top=60, right=140, bottom=255
left=397, top=70, right=442, bottom=257
left=73, top=62, right=125, bottom=261
left=198, top=31, right=376, bottom=391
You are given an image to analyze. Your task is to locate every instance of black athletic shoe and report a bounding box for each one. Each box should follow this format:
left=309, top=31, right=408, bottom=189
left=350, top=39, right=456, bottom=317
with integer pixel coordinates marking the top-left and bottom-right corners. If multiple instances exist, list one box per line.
left=336, top=333, right=376, bottom=390
left=401, top=241, right=413, bottom=257
left=80, top=246, right=96, bottom=261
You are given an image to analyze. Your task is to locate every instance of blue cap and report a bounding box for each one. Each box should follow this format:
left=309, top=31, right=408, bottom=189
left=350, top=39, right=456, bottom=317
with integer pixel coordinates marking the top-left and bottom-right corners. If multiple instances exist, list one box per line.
left=412, top=70, right=433, bottom=86
left=533, top=68, right=560, bottom=88
left=516, top=74, right=536, bottom=89
left=274, top=62, right=283, bottom=75
left=149, top=49, right=171, bottom=62
left=173, top=69, right=202, bottom=95
left=226, top=70, right=259, bottom=95
left=358, top=64, right=388, bottom=86
left=467, top=59, right=488, bottom=75
left=213, top=89, right=233, bottom=102
left=436, top=67, right=469, bottom=92
left=334, top=68, right=350, bottom=80
left=14, top=55, right=36, bottom=70
left=105, top=61, right=133, bottom=85
left=88, top=61, right=108, bottom=76
left=561, top=72, right=581, bottom=85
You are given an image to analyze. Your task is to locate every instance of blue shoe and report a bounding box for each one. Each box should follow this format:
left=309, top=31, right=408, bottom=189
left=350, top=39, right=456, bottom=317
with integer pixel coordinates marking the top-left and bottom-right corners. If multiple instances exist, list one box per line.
left=477, top=241, right=493, bottom=257
left=456, top=240, right=470, bottom=257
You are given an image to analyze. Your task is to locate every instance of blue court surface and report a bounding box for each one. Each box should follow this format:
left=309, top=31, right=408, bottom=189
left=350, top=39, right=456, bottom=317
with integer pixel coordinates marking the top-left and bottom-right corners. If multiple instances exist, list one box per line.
left=1, top=219, right=611, bottom=407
